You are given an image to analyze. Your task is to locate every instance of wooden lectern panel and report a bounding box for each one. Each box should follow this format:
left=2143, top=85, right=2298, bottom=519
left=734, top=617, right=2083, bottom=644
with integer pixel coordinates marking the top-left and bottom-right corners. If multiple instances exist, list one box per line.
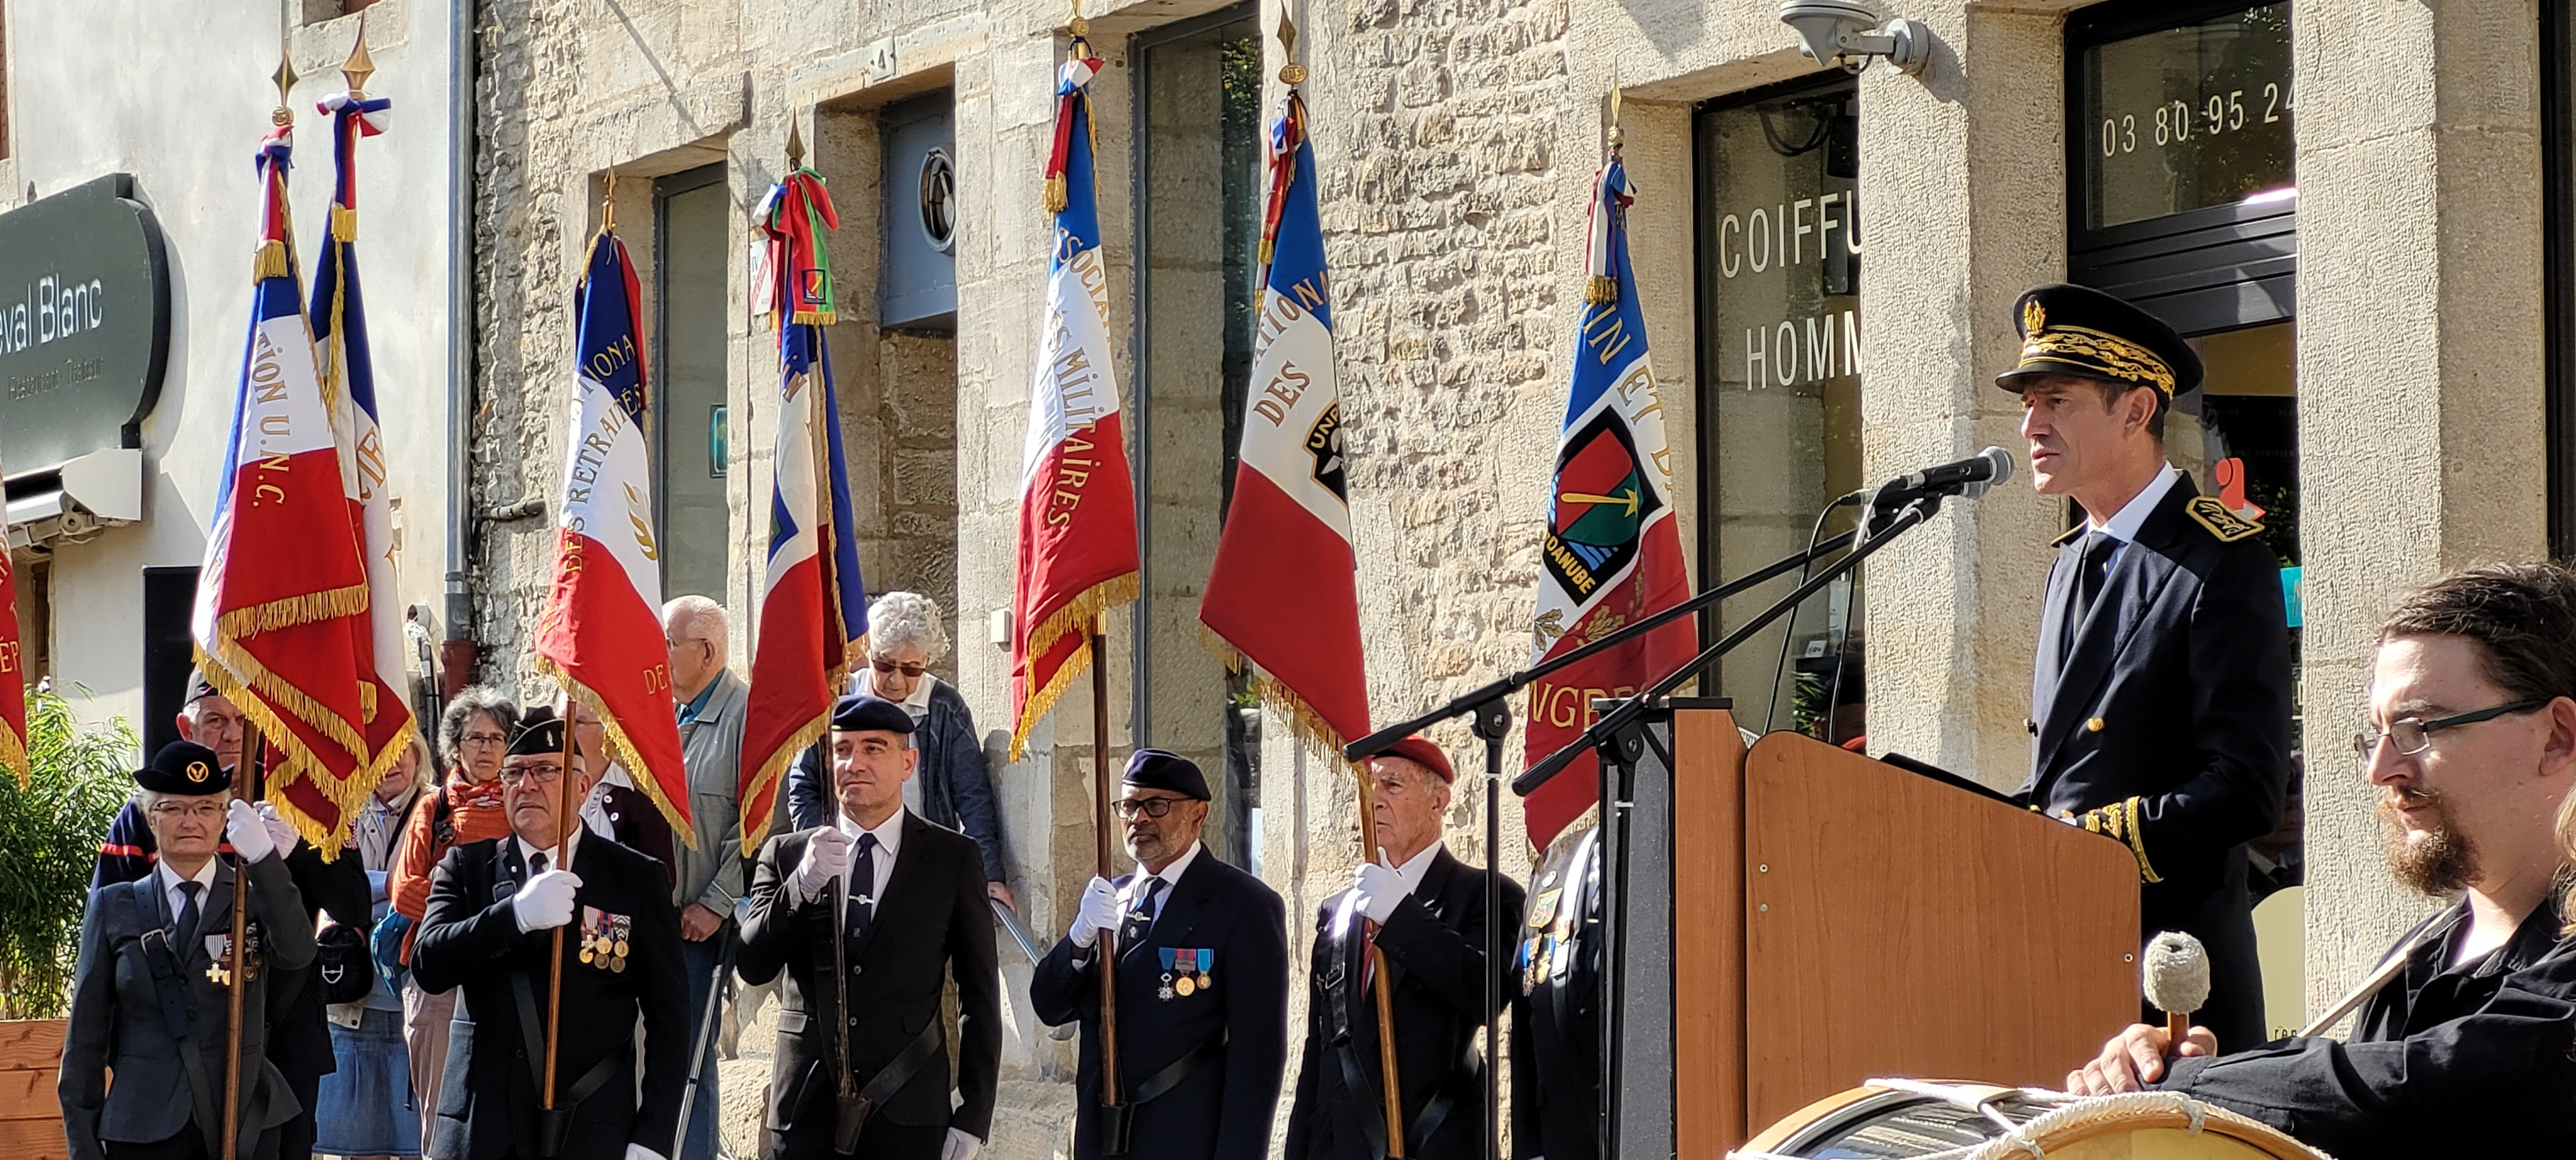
left=1740, top=732, right=2140, bottom=1131
left=1669, top=708, right=1747, bottom=1155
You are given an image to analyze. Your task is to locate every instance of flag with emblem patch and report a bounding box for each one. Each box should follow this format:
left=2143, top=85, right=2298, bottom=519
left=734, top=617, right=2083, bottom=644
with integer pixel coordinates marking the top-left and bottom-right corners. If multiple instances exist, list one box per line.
left=1522, top=153, right=1693, bottom=847
left=309, top=83, right=419, bottom=793
left=1199, top=87, right=1370, bottom=754
left=193, top=125, right=378, bottom=850
left=1009, top=52, right=1140, bottom=761
left=739, top=167, right=871, bottom=852
left=530, top=229, right=693, bottom=840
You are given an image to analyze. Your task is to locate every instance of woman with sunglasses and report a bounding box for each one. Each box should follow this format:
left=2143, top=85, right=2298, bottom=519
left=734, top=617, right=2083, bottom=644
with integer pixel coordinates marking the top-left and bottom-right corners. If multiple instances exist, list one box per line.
left=785, top=591, right=1014, bottom=912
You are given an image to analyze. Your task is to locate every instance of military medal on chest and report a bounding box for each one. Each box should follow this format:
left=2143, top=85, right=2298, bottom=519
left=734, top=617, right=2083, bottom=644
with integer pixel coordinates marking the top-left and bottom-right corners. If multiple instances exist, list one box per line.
left=1158, top=947, right=1213, bottom=999
left=578, top=906, right=632, bottom=972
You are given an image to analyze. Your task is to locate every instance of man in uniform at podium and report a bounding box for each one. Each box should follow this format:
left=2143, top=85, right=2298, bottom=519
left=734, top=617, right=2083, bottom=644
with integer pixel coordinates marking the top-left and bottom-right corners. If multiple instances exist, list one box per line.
left=1286, top=736, right=1524, bottom=1160
left=2002, top=283, right=2292, bottom=1051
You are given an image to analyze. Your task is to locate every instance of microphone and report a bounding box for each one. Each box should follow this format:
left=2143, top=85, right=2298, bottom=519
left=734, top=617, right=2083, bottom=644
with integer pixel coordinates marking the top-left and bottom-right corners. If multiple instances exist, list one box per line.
left=1871, top=446, right=2015, bottom=508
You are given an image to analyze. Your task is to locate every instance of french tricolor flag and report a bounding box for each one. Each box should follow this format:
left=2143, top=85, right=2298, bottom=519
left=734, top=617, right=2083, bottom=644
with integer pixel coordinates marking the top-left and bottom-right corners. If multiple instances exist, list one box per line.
left=193, top=125, right=377, bottom=848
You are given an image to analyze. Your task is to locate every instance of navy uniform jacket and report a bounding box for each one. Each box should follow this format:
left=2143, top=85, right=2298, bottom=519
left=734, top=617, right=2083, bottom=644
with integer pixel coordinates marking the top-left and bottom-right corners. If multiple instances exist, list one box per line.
left=1287, top=848, right=1525, bottom=1160
left=1029, top=849, right=1289, bottom=1160
left=732, top=815, right=1002, bottom=1140
left=413, top=834, right=688, bottom=1160
left=2158, top=895, right=2576, bottom=1159
left=1508, top=828, right=1597, bottom=1160
left=2020, top=474, right=2290, bottom=1050
left=59, top=855, right=319, bottom=1160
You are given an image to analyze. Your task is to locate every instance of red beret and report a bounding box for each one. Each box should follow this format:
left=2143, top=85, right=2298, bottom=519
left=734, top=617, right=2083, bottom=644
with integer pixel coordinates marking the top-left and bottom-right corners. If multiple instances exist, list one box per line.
left=1376, top=736, right=1455, bottom=784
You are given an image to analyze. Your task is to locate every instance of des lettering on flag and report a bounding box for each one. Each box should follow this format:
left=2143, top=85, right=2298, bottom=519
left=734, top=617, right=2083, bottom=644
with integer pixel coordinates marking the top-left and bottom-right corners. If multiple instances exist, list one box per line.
left=192, top=125, right=378, bottom=849
left=739, top=167, right=870, bottom=853
left=1522, top=153, right=1693, bottom=848
left=309, top=84, right=420, bottom=788
left=1200, top=88, right=1370, bottom=754
left=1009, top=54, right=1139, bottom=761
left=532, top=227, right=694, bottom=840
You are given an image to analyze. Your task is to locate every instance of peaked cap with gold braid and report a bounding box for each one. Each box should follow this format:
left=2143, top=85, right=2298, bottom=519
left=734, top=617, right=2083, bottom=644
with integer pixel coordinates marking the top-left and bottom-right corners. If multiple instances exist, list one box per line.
left=1997, top=282, right=2202, bottom=402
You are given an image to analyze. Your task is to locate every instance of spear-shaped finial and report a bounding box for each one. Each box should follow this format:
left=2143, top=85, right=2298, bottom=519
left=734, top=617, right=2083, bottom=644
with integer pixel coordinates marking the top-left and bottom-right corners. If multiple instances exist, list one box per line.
left=1277, top=10, right=1307, bottom=85
left=1069, top=0, right=1091, bottom=41
left=273, top=40, right=300, bottom=127
left=786, top=119, right=806, bottom=169
left=603, top=165, right=619, bottom=233
left=342, top=13, right=376, bottom=95
left=1607, top=65, right=1624, bottom=151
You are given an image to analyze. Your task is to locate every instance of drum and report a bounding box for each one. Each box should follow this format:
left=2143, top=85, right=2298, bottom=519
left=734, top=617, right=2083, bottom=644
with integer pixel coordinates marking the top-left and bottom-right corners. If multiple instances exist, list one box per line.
left=1731, top=1079, right=2334, bottom=1160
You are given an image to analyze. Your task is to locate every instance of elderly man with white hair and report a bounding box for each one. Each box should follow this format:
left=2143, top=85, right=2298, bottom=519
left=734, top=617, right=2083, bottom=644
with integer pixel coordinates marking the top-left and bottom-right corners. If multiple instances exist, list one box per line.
left=786, top=591, right=1011, bottom=910
left=659, top=593, right=749, bottom=1160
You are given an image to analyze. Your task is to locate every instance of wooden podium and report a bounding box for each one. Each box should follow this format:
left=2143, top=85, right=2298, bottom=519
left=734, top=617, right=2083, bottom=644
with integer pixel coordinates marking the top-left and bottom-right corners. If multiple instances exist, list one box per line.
left=1610, top=701, right=2140, bottom=1155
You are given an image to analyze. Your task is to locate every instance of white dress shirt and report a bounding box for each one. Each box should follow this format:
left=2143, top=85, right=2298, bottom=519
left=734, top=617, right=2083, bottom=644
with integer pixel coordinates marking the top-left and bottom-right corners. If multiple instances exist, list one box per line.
left=156, top=857, right=219, bottom=931
left=2083, top=462, right=2182, bottom=569
left=1384, top=841, right=1443, bottom=898
left=836, top=807, right=907, bottom=904
left=516, top=832, right=579, bottom=873
left=1126, top=840, right=1203, bottom=924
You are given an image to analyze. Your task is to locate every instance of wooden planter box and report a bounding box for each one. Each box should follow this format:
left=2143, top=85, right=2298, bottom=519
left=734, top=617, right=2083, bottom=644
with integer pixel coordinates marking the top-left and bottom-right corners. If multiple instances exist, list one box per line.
left=1, top=1019, right=67, bottom=1160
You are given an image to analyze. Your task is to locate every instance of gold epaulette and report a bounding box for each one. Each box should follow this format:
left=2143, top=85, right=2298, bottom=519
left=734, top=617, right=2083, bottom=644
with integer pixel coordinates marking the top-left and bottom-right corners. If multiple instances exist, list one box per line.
left=2184, top=496, right=2262, bottom=543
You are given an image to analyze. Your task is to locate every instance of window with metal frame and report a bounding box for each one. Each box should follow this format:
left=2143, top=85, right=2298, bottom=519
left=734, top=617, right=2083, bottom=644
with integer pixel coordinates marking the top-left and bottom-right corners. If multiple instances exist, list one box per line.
left=652, top=164, right=731, bottom=602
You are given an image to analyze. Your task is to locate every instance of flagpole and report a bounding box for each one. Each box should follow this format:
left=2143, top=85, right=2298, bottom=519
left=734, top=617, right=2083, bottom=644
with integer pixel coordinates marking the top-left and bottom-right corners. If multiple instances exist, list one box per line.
left=222, top=737, right=259, bottom=1160
left=544, top=703, right=577, bottom=1111
left=1088, top=613, right=1122, bottom=1106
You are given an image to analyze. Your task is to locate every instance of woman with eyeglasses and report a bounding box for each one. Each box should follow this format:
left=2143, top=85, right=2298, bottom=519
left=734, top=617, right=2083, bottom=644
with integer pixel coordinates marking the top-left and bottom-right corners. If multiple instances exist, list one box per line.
left=785, top=591, right=1014, bottom=911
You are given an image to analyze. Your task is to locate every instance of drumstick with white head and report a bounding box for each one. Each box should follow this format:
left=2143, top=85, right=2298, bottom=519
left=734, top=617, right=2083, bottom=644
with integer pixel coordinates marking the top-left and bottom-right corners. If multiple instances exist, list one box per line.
left=2142, top=931, right=2211, bottom=1048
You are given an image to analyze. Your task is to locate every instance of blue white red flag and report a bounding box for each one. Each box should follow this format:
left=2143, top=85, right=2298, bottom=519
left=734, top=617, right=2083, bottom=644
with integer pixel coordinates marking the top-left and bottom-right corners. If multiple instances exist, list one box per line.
left=740, top=169, right=869, bottom=851
left=1522, top=154, right=1694, bottom=846
left=194, top=125, right=377, bottom=848
left=1010, top=54, right=1140, bottom=761
left=532, top=229, right=693, bottom=837
left=1200, top=89, right=1370, bottom=754
left=309, top=86, right=419, bottom=787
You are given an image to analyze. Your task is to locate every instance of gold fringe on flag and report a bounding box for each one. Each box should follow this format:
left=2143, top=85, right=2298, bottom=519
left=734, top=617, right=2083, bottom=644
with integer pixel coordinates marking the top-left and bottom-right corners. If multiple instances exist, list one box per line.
left=1044, top=173, right=1068, bottom=215
left=0, top=720, right=27, bottom=792
left=1584, top=275, right=1620, bottom=304
left=537, top=660, right=702, bottom=850
left=790, top=309, right=837, bottom=326
left=739, top=710, right=829, bottom=854
left=1004, top=571, right=1138, bottom=762
left=192, top=644, right=379, bottom=855
left=252, top=240, right=292, bottom=282
left=1199, top=629, right=1358, bottom=765
left=332, top=206, right=360, bottom=243
left=214, top=581, right=372, bottom=639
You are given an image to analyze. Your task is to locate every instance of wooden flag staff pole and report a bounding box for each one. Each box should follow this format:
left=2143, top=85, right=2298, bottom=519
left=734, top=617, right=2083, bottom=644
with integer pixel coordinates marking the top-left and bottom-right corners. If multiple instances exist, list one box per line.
left=1351, top=761, right=1409, bottom=1157
left=542, top=706, right=578, bottom=1110
left=220, top=737, right=260, bottom=1160
left=1089, top=613, right=1122, bottom=1106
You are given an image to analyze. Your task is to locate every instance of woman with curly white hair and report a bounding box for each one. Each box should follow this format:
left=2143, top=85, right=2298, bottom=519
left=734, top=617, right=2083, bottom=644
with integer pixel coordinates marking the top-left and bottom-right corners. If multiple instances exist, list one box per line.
left=786, top=590, right=1013, bottom=910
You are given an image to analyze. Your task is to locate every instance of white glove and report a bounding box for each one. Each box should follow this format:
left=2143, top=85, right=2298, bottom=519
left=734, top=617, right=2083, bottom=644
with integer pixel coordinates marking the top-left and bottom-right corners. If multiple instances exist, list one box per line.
left=940, top=1127, right=983, bottom=1160
left=510, top=869, right=584, bottom=933
left=793, top=827, right=853, bottom=903
left=1353, top=860, right=1405, bottom=924
left=1069, top=876, right=1119, bottom=949
left=257, top=803, right=300, bottom=860
left=622, top=1145, right=668, bottom=1160
left=226, top=798, right=277, bottom=862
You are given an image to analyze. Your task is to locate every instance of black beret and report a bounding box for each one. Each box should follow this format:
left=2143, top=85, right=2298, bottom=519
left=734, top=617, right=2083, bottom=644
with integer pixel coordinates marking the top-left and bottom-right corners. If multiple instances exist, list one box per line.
left=1123, top=748, right=1209, bottom=801
left=1997, top=282, right=2202, bottom=401
left=506, top=706, right=569, bottom=758
left=830, top=694, right=916, bottom=736
left=135, top=740, right=229, bottom=796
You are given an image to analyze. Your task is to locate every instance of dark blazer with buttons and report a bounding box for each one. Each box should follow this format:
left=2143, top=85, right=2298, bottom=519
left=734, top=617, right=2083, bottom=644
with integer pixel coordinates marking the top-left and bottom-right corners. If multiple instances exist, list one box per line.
left=1029, top=848, right=1289, bottom=1160
left=59, top=855, right=318, bottom=1160
left=733, top=814, right=1002, bottom=1140
left=412, top=833, right=689, bottom=1160
left=2020, top=473, right=2291, bottom=1049
left=1287, top=848, right=1525, bottom=1160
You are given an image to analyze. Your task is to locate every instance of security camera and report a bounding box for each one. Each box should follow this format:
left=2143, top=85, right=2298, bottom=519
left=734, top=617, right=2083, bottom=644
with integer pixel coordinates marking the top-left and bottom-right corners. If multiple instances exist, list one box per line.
left=1779, top=2, right=1929, bottom=75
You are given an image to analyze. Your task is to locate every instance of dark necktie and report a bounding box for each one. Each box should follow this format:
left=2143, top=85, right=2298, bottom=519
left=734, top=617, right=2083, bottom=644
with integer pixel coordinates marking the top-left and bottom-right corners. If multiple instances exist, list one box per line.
left=174, top=880, right=204, bottom=947
left=530, top=850, right=549, bottom=876
left=2073, top=532, right=2119, bottom=633
left=846, top=834, right=879, bottom=938
left=1119, top=878, right=1167, bottom=950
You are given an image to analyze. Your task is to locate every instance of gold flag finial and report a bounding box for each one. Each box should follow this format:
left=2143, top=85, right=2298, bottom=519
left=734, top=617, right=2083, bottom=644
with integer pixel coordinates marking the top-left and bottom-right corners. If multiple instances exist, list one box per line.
left=786, top=119, right=806, bottom=169
left=342, top=13, right=376, bottom=95
left=1069, top=0, right=1091, bottom=40
left=1276, top=10, right=1307, bottom=85
left=1607, top=64, right=1624, bottom=151
left=603, top=165, right=618, bottom=233
left=273, top=56, right=300, bottom=126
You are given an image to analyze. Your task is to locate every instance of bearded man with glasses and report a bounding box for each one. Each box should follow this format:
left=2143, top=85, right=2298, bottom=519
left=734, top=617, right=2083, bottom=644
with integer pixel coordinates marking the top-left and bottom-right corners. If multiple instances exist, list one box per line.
left=2064, top=562, right=2576, bottom=1160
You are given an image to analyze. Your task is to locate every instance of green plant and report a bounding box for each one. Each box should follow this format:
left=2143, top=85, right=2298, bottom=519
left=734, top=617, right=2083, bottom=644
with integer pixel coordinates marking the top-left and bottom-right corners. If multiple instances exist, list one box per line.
left=0, top=689, right=138, bottom=1019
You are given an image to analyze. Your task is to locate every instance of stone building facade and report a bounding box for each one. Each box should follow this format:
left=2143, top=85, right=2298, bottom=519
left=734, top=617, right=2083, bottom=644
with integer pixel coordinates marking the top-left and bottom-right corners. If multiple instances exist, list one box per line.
left=453, top=0, right=2565, bottom=1152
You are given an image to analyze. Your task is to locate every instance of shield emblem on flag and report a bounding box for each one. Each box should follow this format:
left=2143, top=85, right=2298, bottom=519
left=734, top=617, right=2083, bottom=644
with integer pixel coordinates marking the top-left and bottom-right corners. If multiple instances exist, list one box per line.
left=1542, top=409, right=1664, bottom=603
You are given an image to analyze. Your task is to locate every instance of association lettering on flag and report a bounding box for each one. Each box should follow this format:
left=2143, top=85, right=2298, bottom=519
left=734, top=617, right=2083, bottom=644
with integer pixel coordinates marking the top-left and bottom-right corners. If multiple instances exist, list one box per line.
left=1009, top=54, right=1139, bottom=761
left=1200, top=88, right=1370, bottom=754
left=533, top=229, right=693, bottom=842
left=1522, top=155, right=1694, bottom=848
left=193, top=126, right=379, bottom=851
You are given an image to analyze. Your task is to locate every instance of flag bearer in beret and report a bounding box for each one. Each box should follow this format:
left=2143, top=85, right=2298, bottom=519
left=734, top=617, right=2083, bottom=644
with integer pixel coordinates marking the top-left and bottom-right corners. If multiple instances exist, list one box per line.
left=61, top=742, right=318, bottom=1160
left=734, top=695, right=1000, bottom=1160
left=2004, top=282, right=2293, bottom=1050
left=1287, top=738, right=1525, bottom=1160
left=1031, top=749, right=1289, bottom=1160
left=411, top=707, right=687, bottom=1160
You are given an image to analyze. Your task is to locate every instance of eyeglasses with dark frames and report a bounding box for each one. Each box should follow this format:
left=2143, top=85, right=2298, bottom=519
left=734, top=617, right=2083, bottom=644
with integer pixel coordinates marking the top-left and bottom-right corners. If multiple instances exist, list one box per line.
left=2350, top=698, right=2548, bottom=764
left=1110, top=797, right=1186, bottom=820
